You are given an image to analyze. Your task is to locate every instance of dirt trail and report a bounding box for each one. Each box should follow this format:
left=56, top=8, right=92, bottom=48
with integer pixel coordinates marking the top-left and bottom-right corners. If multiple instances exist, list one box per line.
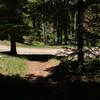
left=0, top=44, right=99, bottom=77
left=27, top=60, right=60, bottom=77
left=0, top=44, right=63, bottom=77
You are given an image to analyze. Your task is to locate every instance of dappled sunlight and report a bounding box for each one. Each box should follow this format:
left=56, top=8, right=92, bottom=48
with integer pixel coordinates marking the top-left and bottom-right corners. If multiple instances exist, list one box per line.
left=26, top=59, right=60, bottom=77
left=0, top=0, right=99, bottom=100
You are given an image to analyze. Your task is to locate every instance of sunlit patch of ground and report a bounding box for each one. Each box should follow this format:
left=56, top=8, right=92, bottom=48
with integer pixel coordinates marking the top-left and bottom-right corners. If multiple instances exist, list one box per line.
left=27, top=59, right=60, bottom=77
left=0, top=54, right=26, bottom=76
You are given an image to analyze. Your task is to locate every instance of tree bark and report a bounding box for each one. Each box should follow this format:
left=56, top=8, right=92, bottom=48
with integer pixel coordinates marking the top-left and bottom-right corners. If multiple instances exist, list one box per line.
left=77, top=0, right=84, bottom=64
left=56, top=16, right=62, bottom=45
left=74, top=10, right=77, bottom=44
left=64, top=10, right=68, bottom=45
left=10, top=33, right=17, bottom=55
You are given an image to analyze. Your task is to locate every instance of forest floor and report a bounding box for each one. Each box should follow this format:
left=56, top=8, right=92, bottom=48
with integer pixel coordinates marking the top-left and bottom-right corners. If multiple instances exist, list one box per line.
left=26, top=59, right=60, bottom=77
left=0, top=44, right=100, bottom=77
left=0, top=44, right=61, bottom=77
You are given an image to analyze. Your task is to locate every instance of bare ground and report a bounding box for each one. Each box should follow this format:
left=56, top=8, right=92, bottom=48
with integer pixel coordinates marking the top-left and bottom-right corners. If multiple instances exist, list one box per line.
left=0, top=44, right=65, bottom=55
left=0, top=44, right=100, bottom=77
left=26, top=60, right=60, bottom=77
left=0, top=44, right=61, bottom=76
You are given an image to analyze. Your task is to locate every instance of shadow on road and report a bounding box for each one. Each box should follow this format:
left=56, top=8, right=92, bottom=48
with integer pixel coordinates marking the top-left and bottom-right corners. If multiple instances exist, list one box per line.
left=0, top=51, right=62, bottom=61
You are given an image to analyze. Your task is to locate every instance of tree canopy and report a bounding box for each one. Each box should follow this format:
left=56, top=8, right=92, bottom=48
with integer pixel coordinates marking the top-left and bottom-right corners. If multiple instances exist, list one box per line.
left=0, top=0, right=99, bottom=62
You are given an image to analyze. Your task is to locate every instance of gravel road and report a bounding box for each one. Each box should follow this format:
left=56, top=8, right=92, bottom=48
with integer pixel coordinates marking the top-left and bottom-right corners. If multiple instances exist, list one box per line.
left=0, top=45, right=65, bottom=55
left=0, top=45, right=99, bottom=57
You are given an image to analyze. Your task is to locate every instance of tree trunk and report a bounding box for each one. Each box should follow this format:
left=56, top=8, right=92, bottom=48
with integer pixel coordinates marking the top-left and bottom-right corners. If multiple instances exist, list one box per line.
left=77, top=0, right=84, bottom=64
left=56, top=16, right=62, bottom=45
left=64, top=10, right=68, bottom=45
left=10, top=33, right=17, bottom=55
left=74, top=10, right=77, bottom=44
left=64, top=28, right=68, bottom=45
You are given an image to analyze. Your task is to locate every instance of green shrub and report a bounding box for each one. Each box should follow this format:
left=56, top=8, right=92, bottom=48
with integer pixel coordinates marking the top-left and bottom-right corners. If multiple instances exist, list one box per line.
left=32, top=41, right=45, bottom=47
left=83, top=59, right=100, bottom=72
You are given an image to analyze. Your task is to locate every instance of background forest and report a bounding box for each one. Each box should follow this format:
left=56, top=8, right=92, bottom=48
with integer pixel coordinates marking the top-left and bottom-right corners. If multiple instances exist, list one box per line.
left=0, top=0, right=100, bottom=100
left=0, top=0, right=100, bottom=72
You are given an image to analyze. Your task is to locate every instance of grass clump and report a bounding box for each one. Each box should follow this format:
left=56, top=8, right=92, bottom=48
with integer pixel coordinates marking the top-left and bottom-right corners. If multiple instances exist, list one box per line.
left=0, top=54, right=26, bottom=76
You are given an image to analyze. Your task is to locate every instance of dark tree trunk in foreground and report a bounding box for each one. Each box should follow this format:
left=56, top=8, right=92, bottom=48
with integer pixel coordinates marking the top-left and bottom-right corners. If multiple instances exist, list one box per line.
left=56, top=16, right=62, bottom=46
left=10, top=33, right=17, bottom=55
left=77, top=0, right=84, bottom=64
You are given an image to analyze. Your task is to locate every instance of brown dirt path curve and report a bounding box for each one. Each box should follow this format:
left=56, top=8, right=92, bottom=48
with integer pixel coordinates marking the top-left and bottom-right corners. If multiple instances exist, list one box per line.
left=26, top=60, right=60, bottom=77
left=0, top=44, right=100, bottom=77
